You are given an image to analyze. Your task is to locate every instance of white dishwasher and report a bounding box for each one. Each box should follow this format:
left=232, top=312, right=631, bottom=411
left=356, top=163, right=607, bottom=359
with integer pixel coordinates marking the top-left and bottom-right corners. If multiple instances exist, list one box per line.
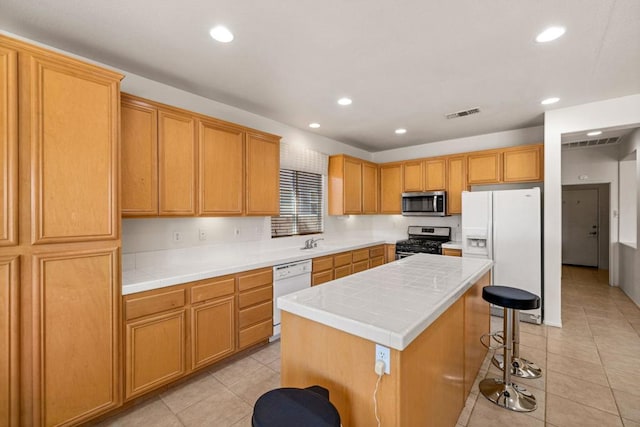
left=272, top=259, right=312, bottom=341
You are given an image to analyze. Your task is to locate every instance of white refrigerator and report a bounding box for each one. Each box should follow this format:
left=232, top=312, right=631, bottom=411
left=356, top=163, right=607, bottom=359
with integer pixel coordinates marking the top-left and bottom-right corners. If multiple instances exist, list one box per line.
left=462, top=188, right=542, bottom=323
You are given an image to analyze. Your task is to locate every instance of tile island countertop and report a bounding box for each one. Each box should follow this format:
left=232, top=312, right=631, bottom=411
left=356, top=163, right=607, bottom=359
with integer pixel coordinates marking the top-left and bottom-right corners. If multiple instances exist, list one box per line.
left=278, top=253, right=492, bottom=350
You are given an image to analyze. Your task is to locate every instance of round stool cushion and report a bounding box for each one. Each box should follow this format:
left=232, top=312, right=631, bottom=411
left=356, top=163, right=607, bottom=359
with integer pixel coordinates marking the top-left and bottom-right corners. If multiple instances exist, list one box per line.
left=482, top=286, right=540, bottom=310
left=252, top=387, right=341, bottom=427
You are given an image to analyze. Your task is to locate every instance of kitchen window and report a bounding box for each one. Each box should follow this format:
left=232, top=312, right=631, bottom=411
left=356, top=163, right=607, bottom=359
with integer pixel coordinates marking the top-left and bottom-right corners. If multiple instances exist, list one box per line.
left=272, top=169, right=323, bottom=237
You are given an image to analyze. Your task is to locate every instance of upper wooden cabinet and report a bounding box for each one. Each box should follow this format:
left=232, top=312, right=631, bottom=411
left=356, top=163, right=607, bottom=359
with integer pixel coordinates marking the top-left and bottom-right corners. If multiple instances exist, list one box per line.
left=502, top=144, right=543, bottom=182
left=121, top=94, right=281, bottom=218
left=447, top=155, right=467, bottom=215
left=329, top=155, right=378, bottom=215
left=362, top=162, right=378, bottom=214
left=28, top=53, right=120, bottom=243
left=121, top=98, right=158, bottom=216
left=158, top=110, right=197, bottom=216
left=467, top=151, right=501, bottom=185
left=246, top=133, right=280, bottom=216
left=379, top=162, right=403, bottom=214
left=424, top=158, right=446, bottom=191
left=402, top=160, right=424, bottom=192
left=0, top=47, right=17, bottom=247
left=198, top=120, right=244, bottom=215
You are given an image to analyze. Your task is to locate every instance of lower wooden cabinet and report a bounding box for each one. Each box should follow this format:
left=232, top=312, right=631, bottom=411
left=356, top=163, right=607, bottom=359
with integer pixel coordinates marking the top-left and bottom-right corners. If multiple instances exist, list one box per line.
left=443, top=248, right=462, bottom=257
left=463, top=273, right=490, bottom=397
left=237, top=268, right=273, bottom=349
left=191, top=296, right=235, bottom=370
left=352, top=260, right=368, bottom=273
left=0, top=256, right=18, bottom=427
left=125, top=310, right=186, bottom=400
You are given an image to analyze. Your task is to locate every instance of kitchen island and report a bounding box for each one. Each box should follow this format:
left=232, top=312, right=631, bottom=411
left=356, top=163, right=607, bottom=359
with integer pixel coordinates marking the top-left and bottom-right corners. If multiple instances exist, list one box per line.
left=278, top=254, right=493, bottom=427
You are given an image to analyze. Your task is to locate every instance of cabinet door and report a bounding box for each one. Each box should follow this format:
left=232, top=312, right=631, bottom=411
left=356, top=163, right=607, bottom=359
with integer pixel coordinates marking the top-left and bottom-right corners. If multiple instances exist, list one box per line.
left=385, top=244, right=396, bottom=263
left=467, top=151, right=501, bottom=184
left=33, top=248, right=120, bottom=425
left=403, top=160, right=423, bottom=192
left=503, top=145, right=543, bottom=182
left=447, top=156, right=467, bottom=215
left=0, top=256, right=18, bottom=427
left=246, top=133, right=280, bottom=215
left=28, top=55, right=119, bottom=243
left=0, top=47, right=17, bottom=246
left=352, top=260, right=368, bottom=273
left=312, top=270, right=333, bottom=286
left=334, top=264, right=351, bottom=279
left=191, top=296, right=235, bottom=370
left=424, top=158, right=446, bottom=191
left=121, top=98, right=158, bottom=216
left=464, top=273, right=490, bottom=397
left=343, top=157, right=362, bottom=214
left=125, top=310, right=186, bottom=400
left=362, top=162, right=378, bottom=214
left=379, top=163, right=402, bottom=214
left=158, top=109, right=196, bottom=215
left=198, top=120, right=244, bottom=215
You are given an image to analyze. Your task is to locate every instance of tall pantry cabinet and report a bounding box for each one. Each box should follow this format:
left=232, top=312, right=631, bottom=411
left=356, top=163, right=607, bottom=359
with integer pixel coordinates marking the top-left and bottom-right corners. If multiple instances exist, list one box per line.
left=0, top=35, right=123, bottom=426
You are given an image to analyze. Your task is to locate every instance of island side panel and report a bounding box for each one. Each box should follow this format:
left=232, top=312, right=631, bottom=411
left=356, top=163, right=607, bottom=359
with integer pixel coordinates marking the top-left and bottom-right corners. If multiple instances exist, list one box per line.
left=398, top=298, right=465, bottom=427
left=280, top=311, right=400, bottom=427
left=464, top=271, right=491, bottom=398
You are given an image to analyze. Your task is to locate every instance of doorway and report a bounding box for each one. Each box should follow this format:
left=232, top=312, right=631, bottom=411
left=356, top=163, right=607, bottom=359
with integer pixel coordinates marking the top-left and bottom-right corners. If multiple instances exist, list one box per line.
left=561, top=184, right=610, bottom=271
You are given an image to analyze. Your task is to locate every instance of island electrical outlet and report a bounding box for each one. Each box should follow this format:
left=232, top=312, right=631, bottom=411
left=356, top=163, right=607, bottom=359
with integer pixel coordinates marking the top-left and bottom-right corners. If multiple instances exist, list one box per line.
left=375, top=344, right=391, bottom=374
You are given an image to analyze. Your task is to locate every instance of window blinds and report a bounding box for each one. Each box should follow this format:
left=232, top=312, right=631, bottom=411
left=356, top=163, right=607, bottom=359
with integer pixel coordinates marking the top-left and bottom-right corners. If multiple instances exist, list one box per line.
left=271, top=169, right=323, bottom=237
left=279, top=142, right=328, bottom=176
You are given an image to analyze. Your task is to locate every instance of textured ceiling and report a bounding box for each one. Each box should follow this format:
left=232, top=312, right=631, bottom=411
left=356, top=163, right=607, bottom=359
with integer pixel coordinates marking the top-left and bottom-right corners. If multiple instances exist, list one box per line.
left=1, top=0, right=639, bottom=151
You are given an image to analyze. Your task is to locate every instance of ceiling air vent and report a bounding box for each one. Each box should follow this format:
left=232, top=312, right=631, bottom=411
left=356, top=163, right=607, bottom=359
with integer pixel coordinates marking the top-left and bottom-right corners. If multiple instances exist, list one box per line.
left=562, top=137, right=621, bottom=150
left=446, top=107, right=480, bottom=119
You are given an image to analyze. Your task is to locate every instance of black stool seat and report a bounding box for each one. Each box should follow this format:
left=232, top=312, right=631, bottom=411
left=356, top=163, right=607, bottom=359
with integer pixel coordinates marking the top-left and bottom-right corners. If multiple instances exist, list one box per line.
left=482, top=286, right=540, bottom=311
left=252, top=387, right=341, bottom=427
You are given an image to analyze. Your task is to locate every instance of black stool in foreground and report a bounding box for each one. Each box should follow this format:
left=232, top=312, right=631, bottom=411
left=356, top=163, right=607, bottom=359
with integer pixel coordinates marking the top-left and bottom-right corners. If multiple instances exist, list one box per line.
left=479, top=286, right=541, bottom=412
left=252, top=385, right=341, bottom=427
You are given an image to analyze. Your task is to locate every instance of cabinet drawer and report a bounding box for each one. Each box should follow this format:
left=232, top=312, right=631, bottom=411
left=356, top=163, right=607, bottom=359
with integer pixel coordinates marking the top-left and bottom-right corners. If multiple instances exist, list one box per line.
left=312, top=270, right=333, bottom=286
left=443, top=248, right=462, bottom=257
left=191, top=276, right=235, bottom=304
left=352, top=249, right=369, bottom=263
left=334, top=265, right=351, bottom=279
left=334, top=252, right=351, bottom=267
left=238, top=268, right=272, bottom=292
left=239, top=319, right=272, bottom=349
left=312, top=255, right=333, bottom=272
left=370, top=256, right=384, bottom=268
left=352, top=260, right=368, bottom=273
left=125, top=288, right=186, bottom=320
left=239, top=285, right=272, bottom=309
left=239, top=300, right=272, bottom=328
left=369, top=245, right=385, bottom=258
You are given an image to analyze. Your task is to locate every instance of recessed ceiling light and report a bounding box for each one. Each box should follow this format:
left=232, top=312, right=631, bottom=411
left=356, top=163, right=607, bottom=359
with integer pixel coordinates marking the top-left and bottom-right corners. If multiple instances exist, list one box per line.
left=536, top=26, right=566, bottom=43
left=587, top=131, right=602, bottom=137
left=541, top=97, right=560, bottom=105
left=210, top=26, right=234, bottom=43
left=395, top=128, right=407, bottom=135
left=337, top=97, right=352, bottom=106
left=309, top=123, right=320, bottom=129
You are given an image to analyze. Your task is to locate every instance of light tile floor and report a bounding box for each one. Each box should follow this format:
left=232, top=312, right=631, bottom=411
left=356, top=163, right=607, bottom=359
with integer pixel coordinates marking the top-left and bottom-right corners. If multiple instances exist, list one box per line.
left=99, top=266, right=640, bottom=426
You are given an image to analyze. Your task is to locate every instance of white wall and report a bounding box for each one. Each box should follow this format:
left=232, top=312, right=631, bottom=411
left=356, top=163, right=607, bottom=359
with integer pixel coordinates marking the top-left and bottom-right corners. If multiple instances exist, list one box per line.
left=545, top=94, right=640, bottom=326
left=562, top=144, right=620, bottom=273
left=618, top=128, right=640, bottom=306
left=372, top=126, right=544, bottom=163
left=619, top=156, right=637, bottom=245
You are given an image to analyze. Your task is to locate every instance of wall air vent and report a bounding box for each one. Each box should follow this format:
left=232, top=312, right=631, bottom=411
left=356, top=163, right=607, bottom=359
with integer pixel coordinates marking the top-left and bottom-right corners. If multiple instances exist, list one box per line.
left=445, top=107, right=480, bottom=119
left=562, top=137, right=621, bottom=150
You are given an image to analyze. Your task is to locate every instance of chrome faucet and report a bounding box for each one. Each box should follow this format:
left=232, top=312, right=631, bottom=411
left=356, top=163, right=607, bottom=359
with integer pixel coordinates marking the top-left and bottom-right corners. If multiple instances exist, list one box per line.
left=302, top=237, right=324, bottom=249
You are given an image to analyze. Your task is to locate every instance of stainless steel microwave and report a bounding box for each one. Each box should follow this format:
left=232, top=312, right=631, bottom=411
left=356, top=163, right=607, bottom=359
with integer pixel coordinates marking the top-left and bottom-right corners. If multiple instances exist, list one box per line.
left=401, top=191, right=447, bottom=216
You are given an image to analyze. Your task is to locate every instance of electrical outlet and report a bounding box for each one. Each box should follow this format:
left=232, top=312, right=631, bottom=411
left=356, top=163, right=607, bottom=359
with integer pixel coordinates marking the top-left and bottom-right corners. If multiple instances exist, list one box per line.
left=199, top=229, right=207, bottom=241
left=375, top=344, right=391, bottom=374
left=173, top=231, right=183, bottom=242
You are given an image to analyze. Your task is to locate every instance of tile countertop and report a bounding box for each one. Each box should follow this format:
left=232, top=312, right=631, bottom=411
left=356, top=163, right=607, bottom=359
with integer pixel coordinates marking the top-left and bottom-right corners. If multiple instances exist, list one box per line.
left=278, top=253, right=493, bottom=351
left=441, top=241, right=462, bottom=250
left=122, top=236, right=397, bottom=295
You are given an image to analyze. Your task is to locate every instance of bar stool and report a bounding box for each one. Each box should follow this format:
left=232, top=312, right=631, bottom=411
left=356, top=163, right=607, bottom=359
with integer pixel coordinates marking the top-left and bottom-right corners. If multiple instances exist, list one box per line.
left=252, top=385, right=341, bottom=427
left=479, top=286, right=540, bottom=412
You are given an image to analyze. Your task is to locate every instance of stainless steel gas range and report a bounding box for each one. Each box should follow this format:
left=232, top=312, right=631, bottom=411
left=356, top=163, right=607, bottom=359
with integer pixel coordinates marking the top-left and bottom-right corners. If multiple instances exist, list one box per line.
left=395, top=226, right=452, bottom=259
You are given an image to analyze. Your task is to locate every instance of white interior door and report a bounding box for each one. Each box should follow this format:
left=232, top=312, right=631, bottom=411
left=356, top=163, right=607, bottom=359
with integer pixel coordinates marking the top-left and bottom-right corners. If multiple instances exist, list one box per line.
left=562, top=189, right=599, bottom=267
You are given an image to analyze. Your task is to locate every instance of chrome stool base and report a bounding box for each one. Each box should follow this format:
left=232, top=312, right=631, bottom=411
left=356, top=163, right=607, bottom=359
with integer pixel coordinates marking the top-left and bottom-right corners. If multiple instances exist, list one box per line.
left=492, top=354, right=542, bottom=379
left=479, top=378, right=537, bottom=412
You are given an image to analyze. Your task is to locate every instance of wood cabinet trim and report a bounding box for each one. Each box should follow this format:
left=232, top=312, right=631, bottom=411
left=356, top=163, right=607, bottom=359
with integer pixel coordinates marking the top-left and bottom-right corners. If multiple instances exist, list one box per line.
left=0, top=47, right=17, bottom=247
